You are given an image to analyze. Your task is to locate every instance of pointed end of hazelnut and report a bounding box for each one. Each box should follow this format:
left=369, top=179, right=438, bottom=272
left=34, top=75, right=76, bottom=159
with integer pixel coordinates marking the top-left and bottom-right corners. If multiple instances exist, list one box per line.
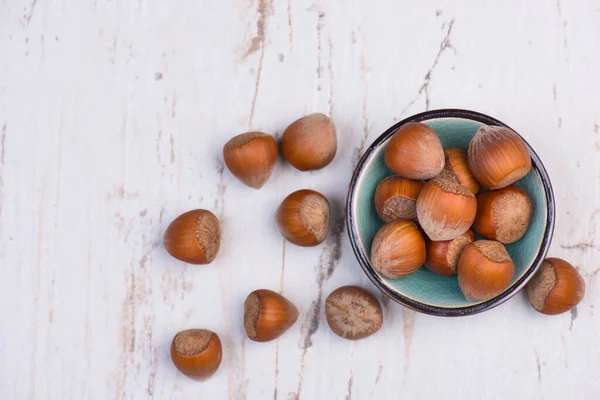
left=243, top=290, right=299, bottom=342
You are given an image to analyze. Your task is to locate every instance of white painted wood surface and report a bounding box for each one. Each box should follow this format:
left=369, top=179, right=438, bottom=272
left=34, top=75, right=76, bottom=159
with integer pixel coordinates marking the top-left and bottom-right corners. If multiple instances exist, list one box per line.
left=1, top=0, right=599, bottom=399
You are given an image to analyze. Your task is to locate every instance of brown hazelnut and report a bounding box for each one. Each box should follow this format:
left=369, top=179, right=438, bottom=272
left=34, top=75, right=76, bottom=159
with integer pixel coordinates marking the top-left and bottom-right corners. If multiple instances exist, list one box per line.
left=164, top=209, right=221, bottom=264
left=444, top=148, right=481, bottom=195
left=275, top=189, right=330, bottom=246
left=472, top=185, right=532, bottom=244
left=170, top=329, right=222, bottom=381
left=280, top=113, right=337, bottom=171
left=223, top=132, right=278, bottom=189
left=457, top=240, right=515, bottom=301
left=370, top=220, right=426, bottom=279
left=373, top=175, right=424, bottom=222
left=244, top=289, right=299, bottom=342
left=425, top=229, right=475, bottom=276
left=526, top=258, right=585, bottom=315
left=467, top=125, right=532, bottom=189
left=325, top=286, right=383, bottom=340
left=416, top=168, right=477, bottom=241
left=384, top=122, right=444, bottom=180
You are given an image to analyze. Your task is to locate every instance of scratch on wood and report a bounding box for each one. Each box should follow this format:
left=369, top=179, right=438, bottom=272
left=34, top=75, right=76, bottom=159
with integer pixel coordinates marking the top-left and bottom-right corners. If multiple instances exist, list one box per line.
left=375, top=363, right=383, bottom=385
left=23, top=0, right=38, bottom=24
left=345, top=369, right=354, bottom=400
left=242, top=0, right=273, bottom=60
left=316, top=4, right=325, bottom=87
left=0, top=122, right=6, bottom=217
left=327, top=37, right=334, bottom=117
left=171, top=94, right=177, bottom=118
left=295, top=216, right=345, bottom=398
left=273, top=341, right=280, bottom=400
left=287, top=0, right=293, bottom=51
left=246, top=0, right=274, bottom=127
left=535, top=350, right=542, bottom=382
left=398, top=18, right=456, bottom=116
left=569, top=307, right=578, bottom=330
left=236, top=338, right=249, bottom=399
left=156, top=114, right=162, bottom=163
left=560, top=242, right=596, bottom=254
left=214, top=160, right=227, bottom=220
left=249, top=44, right=265, bottom=128
left=402, top=308, right=416, bottom=378
left=594, top=124, right=599, bottom=150
left=273, top=239, right=286, bottom=399
left=84, top=219, right=93, bottom=395
left=352, top=55, right=370, bottom=167
left=170, top=132, right=175, bottom=164
left=29, top=180, right=47, bottom=400
left=589, top=266, right=600, bottom=286
left=553, top=84, right=557, bottom=101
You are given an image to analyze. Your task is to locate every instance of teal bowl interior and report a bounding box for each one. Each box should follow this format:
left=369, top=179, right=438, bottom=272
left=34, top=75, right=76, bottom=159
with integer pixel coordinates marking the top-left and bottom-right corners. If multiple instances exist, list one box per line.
left=347, top=110, right=555, bottom=316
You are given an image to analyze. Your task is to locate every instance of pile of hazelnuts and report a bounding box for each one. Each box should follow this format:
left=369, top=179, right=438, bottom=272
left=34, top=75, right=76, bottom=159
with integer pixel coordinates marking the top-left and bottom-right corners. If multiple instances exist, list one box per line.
left=371, top=121, right=585, bottom=307
left=163, top=113, right=382, bottom=382
left=160, top=116, right=585, bottom=383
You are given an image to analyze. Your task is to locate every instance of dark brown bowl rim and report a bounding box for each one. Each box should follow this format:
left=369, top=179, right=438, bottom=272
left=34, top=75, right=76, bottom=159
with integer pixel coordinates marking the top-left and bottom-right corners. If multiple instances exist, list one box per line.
left=346, top=109, right=556, bottom=317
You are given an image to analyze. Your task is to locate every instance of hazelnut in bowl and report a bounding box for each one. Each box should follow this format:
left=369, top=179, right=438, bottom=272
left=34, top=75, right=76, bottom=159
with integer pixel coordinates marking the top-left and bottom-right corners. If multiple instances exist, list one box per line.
left=346, top=109, right=555, bottom=316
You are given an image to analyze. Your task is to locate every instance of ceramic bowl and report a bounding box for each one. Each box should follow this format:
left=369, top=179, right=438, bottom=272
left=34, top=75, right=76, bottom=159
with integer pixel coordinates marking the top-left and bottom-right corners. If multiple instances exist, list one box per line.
left=346, top=109, right=555, bottom=316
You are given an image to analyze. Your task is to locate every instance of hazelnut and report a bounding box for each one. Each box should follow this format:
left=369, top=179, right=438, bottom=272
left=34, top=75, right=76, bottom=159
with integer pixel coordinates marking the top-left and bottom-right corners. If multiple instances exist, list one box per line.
left=244, top=289, right=299, bottom=342
left=373, top=175, right=424, bottom=222
left=467, top=125, right=532, bottom=189
left=275, top=189, right=330, bottom=246
left=425, top=229, right=475, bottom=276
left=384, top=122, right=444, bottom=180
left=472, top=185, right=532, bottom=244
left=280, top=113, right=337, bottom=171
left=457, top=240, right=515, bottom=301
left=170, top=329, right=222, bottom=381
left=370, top=220, right=426, bottom=279
left=223, top=132, right=278, bottom=189
left=444, top=148, right=481, bottom=195
left=325, top=286, right=383, bottom=340
left=163, top=209, right=221, bottom=264
left=526, top=258, right=585, bottom=315
left=416, top=168, right=477, bottom=241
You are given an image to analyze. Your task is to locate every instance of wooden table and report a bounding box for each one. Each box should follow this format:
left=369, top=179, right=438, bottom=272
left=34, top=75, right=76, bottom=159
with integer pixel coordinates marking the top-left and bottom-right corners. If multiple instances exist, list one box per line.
left=1, top=1, right=599, bottom=398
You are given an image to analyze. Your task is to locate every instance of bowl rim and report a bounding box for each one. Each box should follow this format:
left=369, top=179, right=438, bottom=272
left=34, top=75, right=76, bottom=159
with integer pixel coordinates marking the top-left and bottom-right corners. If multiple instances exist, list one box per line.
left=346, top=108, right=556, bottom=317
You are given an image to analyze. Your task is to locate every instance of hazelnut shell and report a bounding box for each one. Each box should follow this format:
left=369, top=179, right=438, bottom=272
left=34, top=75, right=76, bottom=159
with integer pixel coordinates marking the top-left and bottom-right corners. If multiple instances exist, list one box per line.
left=275, top=189, right=330, bottom=246
left=223, top=132, right=278, bottom=189
left=457, top=240, right=514, bottom=301
left=472, top=185, right=532, bottom=244
left=444, top=148, right=481, bottom=195
left=384, top=122, right=445, bottom=180
left=163, top=209, right=221, bottom=264
left=370, top=220, right=426, bottom=279
left=373, top=175, right=424, bottom=222
left=281, top=113, right=337, bottom=171
left=244, top=289, right=299, bottom=342
left=170, top=329, right=222, bottom=381
left=416, top=169, right=477, bottom=241
left=467, top=125, right=532, bottom=189
left=425, top=229, right=475, bottom=276
left=325, top=286, right=383, bottom=340
left=526, top=258, right=585, bottom=315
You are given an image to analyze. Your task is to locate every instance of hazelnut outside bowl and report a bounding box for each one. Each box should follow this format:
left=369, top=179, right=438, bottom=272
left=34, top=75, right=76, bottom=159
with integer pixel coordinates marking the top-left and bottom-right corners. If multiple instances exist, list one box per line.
left=346, top=109, right=555, bottom=316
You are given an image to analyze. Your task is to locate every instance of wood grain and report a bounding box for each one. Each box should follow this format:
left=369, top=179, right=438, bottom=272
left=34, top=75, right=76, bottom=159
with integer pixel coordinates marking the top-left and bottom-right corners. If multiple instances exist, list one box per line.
left=1, top=0, right=600, bottom=399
